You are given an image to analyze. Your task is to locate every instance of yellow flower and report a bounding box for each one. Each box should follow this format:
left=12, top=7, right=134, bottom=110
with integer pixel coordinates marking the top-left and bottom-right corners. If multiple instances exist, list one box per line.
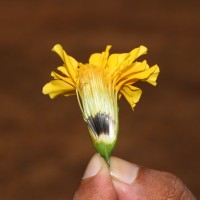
left=42, top=44, right=160, bottom=164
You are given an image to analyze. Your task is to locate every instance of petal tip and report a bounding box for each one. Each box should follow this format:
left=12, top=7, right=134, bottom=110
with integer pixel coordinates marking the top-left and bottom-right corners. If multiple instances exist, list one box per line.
left=106, top=45, right=112, bottom=50
left=42, top=84, right=49, bottom=95
left=52, top=44, right=62, bottom=52
left=139, top=45, right=148, bottom=54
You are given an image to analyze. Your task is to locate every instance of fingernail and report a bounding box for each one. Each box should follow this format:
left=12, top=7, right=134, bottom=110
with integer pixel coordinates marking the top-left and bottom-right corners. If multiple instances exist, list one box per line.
left=110, top=157, right=139, bottom=184
left=82, top=154, right=103, bottom=179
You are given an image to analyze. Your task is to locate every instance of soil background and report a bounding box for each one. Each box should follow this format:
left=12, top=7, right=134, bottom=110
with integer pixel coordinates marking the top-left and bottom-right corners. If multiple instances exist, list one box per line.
left=0, top=0, right=200, bottom=199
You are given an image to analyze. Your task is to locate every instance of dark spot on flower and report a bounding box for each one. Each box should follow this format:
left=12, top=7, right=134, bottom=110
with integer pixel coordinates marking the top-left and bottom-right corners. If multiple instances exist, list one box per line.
left=87, top=113, right=112, bottom=137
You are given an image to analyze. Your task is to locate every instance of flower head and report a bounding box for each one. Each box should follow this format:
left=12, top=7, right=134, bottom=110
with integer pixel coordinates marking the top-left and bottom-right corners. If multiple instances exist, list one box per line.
left=43, top=44, right=160, bottom=164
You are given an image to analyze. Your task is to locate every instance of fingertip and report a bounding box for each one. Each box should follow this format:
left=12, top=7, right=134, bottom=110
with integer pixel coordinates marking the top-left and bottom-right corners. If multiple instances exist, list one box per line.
left=82, top=153, right=104, bottom=179
left=73, top=154, right=117, bottom=200
left=110, top=156, right=139, bottom=184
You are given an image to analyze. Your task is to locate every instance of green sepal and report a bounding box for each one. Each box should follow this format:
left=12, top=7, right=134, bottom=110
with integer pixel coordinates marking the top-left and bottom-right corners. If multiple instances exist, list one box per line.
left=93, top=140, right=117, bottom=165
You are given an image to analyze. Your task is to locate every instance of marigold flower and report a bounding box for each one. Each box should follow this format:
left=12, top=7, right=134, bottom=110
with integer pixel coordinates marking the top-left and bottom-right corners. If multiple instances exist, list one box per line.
left=42, top=44, right=160, bottom=164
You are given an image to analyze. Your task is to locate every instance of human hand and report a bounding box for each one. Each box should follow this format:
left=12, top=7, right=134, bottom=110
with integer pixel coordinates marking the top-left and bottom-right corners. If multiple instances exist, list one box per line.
left=73, top=154, right=196, bottom=200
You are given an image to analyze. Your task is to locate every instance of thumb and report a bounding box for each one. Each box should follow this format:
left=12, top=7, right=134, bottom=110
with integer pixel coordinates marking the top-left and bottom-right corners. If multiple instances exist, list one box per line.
left=110, top=157, right=196, bottom=200
left=73, top=154, right=117, bottom=200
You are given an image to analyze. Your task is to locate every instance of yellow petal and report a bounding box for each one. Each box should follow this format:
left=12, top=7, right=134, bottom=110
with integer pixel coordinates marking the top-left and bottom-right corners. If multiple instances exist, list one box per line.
left=51, top=71, right=75, bottom=87
left=42, top=80, right=75, bottom=99
left=108, top=46, right=147, bottom=74
left=116, top=64, right=159, bottom=90
left=52, top=44, right=78, bottom=83
left=117, top=60, right=148, bottom=82
left=108, top=53, right=129, bottom=73
left=52, top=44, right=65, bottom=61
left=119, top=46, right=147, bottom=70
left=120, top=85, right=142, bottom=110
left=57, top=66, right=69, bottom=77
left=144, top=65, right=160, bottom=86
left=89, top=45, right=111, bottom=67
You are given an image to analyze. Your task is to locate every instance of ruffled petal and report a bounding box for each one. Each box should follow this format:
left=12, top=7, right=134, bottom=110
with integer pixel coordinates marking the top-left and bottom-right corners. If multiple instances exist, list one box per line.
left=107, top=53, right=129, bottom=73
left=108, top=46, right=147, bottom=74
left=143, top=64, right=160, bottom=86
left=120, top=84, right=142, bottom=110
left=116, top=64, right=159, bottom=90
left=117, top=60, right=148, bottom=82
left=42, top=80, right=75, bottom=99
left=51, top=71, right=75, bottom=87
left=57, top=66, right=69, bottom=77
left=119, top=46, right=147, bottom=70
left=52, top=44, right=78, bottom=83
left=89, top=45, right=111, bottom=67
left=124, top=64, right=159, bottom=85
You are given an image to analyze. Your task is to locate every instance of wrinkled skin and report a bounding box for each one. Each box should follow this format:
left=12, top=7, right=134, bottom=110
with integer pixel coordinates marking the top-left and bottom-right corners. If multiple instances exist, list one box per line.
left=73, top=154, right=196, bottom=200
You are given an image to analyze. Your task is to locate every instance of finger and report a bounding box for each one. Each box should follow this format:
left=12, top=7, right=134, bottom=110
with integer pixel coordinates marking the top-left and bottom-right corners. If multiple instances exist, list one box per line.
left=110, top=157, right=196, bottom=200
left=73, top=154, right=117, bottom=200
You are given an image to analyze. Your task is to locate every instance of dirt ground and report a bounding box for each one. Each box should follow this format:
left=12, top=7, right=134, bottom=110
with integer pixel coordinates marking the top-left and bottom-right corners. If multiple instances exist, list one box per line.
left=0, top=0, right=200, bottom=199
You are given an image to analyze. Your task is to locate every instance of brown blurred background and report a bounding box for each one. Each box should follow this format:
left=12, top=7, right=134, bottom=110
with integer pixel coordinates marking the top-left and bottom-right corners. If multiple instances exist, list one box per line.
left=0, top=0, right=200, bottom=199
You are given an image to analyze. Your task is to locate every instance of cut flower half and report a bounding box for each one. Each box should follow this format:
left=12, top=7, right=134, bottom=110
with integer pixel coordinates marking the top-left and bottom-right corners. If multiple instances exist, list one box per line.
left=42, top=44, right=160, bottom=164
